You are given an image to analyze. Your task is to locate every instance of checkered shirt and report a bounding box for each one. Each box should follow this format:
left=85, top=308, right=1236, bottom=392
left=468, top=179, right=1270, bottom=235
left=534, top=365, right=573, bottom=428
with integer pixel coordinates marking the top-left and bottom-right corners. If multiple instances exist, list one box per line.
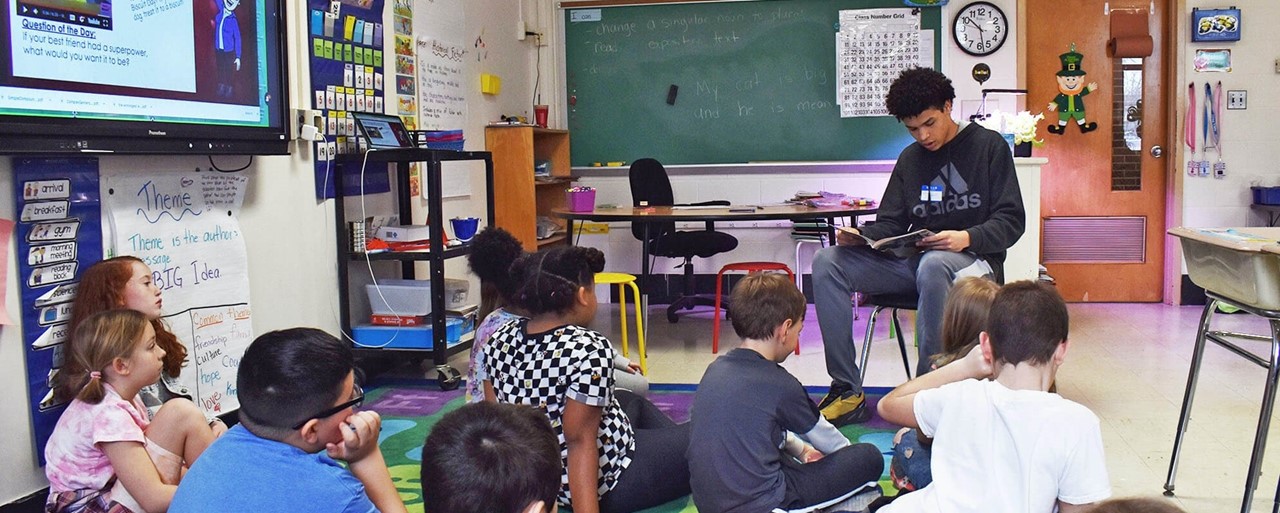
left=482, top=319, right=634, bottom=505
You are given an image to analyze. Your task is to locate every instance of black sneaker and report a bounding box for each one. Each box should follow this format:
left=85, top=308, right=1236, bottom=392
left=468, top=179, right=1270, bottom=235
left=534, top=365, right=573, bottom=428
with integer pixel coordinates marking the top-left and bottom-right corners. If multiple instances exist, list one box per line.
left=821, top=390, right=873, bottom=426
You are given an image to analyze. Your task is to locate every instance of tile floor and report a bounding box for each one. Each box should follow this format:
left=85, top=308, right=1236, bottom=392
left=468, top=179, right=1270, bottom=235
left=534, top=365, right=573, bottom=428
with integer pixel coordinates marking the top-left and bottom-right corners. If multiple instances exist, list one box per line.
left=438, top=301, right=1280, bottom=512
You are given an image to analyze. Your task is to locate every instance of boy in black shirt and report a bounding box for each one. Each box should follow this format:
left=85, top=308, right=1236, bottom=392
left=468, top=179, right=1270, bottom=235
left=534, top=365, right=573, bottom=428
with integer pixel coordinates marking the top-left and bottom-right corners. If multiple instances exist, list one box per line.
left=813, top=67, right=1026, bottom=426
left=689, top=273, right=883, bottom=513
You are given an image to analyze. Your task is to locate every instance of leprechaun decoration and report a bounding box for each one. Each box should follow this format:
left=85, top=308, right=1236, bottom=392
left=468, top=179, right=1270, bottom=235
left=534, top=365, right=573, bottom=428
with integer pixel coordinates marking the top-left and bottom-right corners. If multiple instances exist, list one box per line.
left=1046, top=44, right=1098, bottom=134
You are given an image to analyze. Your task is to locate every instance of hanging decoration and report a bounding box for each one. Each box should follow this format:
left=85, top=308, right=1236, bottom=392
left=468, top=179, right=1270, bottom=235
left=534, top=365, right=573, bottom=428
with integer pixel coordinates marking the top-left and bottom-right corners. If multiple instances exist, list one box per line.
left=1046, top=43, right=1098, bottom=135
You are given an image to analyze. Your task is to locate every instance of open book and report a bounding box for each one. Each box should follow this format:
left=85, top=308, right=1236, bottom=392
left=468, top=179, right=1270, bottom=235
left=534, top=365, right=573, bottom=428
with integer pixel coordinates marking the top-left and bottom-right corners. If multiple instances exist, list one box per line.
left=837, top=227, right=935, bottom=258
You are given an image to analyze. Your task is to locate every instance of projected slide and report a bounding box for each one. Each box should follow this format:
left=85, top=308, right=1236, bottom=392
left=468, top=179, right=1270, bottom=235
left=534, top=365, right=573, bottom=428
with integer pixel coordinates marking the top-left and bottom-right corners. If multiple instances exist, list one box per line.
left=8, top=0, right=196, bottom=92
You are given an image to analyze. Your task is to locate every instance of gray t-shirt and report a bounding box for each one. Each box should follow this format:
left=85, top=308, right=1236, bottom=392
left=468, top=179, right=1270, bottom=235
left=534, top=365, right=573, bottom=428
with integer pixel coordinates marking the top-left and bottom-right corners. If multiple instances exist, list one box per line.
left=688, top=348, right=821, bottom=513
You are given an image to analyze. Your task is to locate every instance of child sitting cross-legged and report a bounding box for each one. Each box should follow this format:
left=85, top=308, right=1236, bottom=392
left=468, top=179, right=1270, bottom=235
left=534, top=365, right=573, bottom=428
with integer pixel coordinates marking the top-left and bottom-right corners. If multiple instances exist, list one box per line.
left=45, top=310, right=216, bottom=513
left=689, top=272, right=884, bottom=513
left=466, top=227, right=647, bottom=405
left=482, top=246, right=689, bottom=513
left=875, top=281, right=1111, bottom=513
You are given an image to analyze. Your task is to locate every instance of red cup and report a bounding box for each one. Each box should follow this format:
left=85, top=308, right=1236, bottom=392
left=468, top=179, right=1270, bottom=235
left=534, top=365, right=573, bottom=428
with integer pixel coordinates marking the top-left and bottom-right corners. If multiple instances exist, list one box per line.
left=534, top=105, right=549, bottom=127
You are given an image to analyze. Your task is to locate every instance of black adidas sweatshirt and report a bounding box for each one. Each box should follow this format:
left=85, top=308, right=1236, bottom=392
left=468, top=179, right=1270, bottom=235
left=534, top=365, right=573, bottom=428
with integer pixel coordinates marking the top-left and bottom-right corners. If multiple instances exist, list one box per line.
left=860, top=122, right=1026, bottom=271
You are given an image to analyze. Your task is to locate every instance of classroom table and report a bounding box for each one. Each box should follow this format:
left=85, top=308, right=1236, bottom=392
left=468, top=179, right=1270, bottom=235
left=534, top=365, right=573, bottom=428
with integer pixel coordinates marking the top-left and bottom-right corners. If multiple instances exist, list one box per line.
left=552, top=204, right=878, bottom=293
left=1165, top=227, right=1280, bottom=513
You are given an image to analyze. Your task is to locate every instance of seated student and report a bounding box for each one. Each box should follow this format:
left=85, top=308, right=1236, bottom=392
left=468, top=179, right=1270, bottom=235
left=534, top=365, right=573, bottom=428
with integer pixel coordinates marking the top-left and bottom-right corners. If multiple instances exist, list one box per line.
left=170, top=328, right=407, bottom=513
left=876, top=281, right=1111, bottom=513
left=45, top=310, right=214, bottom=513
left=466, top=227, right=647, bottom=405
left=888, top=276, right=1000, bottom=496
left=421, top=402, right=561, bottom=513
left=689, top=272, right=884, bottom=513
left=482, top=246, right=690, bottom=513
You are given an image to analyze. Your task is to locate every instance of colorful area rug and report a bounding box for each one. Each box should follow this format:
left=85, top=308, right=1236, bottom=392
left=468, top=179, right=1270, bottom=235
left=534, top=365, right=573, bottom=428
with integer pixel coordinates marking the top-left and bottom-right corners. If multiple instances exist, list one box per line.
left=365, top=380, right=900, bottom=513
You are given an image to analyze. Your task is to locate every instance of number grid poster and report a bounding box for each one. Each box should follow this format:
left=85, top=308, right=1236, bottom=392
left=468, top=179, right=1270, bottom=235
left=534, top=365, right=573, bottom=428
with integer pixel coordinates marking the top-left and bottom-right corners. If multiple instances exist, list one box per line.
left=102, top=173, right=254, bottom=416
left=12, top=158, right=103, bottom=462
left=308, top=0, right=391, bottom=199
left=837, top=8, right=921, bottom=118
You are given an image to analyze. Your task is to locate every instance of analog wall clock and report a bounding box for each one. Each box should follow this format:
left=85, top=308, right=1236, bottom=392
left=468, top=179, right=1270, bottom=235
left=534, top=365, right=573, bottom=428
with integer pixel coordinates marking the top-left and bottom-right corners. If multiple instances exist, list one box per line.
left=952, top=2, right=1009, bottom=56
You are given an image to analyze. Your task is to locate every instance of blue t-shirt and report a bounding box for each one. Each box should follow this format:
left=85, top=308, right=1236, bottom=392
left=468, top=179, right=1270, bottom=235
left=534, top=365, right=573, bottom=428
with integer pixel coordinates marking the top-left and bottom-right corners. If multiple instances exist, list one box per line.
left=170, top=425, right=378, bottom=513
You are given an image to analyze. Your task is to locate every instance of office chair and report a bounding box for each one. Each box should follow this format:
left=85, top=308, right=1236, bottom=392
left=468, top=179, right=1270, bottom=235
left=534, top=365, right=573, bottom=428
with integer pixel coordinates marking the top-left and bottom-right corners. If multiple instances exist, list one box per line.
left=629, top=158, right=739, bottom=323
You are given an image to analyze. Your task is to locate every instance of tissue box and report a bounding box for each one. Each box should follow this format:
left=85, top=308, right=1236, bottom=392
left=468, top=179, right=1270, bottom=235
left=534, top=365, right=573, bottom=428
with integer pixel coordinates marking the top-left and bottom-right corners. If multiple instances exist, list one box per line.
left=376, top=224, right=432, bottom=241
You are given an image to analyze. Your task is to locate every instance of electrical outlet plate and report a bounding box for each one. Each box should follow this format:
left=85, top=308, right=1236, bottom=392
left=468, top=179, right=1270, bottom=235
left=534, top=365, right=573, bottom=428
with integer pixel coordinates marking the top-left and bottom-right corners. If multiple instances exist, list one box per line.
left=1227, top=90, right=1247, bottom=110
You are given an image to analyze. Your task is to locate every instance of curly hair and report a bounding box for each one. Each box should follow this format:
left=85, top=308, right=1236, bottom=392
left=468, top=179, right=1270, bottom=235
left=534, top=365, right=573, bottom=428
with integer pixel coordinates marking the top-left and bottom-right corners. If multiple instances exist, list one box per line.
left=884, top=67, right=956, bottom=120
left=509, top=246, right=605, bottom=315
left=55, top=256, right=187, bottom=403
left=466, top=227, right=526, bottom=318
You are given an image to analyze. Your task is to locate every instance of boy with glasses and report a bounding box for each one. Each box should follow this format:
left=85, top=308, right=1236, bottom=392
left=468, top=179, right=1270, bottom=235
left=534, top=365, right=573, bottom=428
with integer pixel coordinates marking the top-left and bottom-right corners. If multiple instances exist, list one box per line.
left=171, top=328, right=406, bottom=513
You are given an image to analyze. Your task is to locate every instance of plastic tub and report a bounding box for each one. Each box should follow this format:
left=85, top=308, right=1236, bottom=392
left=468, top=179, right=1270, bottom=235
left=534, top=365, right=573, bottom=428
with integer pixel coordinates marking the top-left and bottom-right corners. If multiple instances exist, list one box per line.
left=1252, top=187, right=1280, bottom=206
left=567, top=189, right=596, bottom=212
left=1171, top=227, right=1280, bottom=310
left=351, top=318, right=464, bottom=349
left=366, top=279, right=431, bottom=316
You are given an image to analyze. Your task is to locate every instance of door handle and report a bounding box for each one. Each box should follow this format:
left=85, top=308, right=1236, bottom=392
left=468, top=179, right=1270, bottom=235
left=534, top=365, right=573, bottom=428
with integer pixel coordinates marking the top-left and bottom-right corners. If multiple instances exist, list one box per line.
left=1150, top=145, right=1163, bottom=158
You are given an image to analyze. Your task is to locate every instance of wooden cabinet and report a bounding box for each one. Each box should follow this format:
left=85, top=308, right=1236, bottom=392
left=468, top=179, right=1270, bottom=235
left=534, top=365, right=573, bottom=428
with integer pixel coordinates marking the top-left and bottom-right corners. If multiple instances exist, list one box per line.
left=485, top=125, right=572, bottom=250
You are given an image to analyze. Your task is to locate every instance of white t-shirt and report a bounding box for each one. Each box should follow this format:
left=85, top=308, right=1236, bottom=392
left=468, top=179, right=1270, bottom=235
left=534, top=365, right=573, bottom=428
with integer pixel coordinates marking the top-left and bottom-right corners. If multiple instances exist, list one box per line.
left=881, top=379, right=1111, bottom=513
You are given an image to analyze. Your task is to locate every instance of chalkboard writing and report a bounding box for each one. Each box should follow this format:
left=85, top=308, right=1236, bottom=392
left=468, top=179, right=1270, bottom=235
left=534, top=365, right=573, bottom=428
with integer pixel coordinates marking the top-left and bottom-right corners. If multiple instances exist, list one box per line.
left=564, top=0, right=940, bottom=166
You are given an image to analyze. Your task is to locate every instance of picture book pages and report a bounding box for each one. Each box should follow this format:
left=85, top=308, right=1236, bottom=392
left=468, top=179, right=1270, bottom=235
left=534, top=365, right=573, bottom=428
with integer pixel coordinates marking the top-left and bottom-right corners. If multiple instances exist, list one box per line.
left=837, top=226, right=935, bottom=258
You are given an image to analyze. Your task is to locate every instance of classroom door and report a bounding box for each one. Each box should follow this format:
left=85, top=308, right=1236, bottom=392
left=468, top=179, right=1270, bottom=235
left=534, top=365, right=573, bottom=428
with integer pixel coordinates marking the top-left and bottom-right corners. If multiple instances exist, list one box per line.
left=1026, top=0, right=1170, bottom=302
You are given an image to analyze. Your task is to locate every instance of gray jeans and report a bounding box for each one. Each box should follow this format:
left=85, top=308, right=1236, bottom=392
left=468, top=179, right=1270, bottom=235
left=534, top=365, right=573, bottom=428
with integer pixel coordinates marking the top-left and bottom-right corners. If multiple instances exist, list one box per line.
left=812, top=246, right=991, bottom=392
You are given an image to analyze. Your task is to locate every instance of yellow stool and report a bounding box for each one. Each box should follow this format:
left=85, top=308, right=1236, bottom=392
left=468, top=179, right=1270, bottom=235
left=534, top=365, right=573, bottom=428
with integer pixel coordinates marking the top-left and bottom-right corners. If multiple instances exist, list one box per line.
left=594, top=272, right=646, bottom=375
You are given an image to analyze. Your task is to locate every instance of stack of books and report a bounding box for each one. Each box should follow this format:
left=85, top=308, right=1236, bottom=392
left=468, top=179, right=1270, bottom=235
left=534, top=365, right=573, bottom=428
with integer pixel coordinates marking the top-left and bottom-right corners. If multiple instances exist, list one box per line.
left=791, top=218, right=830, bottom=244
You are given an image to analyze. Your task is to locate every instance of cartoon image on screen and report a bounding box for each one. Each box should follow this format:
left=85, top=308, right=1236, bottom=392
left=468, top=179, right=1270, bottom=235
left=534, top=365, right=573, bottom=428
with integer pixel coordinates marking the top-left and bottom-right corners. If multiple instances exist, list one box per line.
left=213, top=0, right=241, bottom=98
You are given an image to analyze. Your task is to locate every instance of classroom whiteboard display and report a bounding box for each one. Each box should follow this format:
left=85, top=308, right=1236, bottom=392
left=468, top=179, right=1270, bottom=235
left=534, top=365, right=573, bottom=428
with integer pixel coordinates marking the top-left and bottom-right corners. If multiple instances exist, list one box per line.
left=563, top=0, right=941, bottom=166
left=103, top=173, right=253, bottom=416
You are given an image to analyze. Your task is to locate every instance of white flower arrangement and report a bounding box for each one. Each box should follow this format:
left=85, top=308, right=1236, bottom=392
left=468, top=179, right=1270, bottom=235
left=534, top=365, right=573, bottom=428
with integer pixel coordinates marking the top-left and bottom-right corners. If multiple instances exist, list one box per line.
left=1002, top=111, right=1045, bottom=147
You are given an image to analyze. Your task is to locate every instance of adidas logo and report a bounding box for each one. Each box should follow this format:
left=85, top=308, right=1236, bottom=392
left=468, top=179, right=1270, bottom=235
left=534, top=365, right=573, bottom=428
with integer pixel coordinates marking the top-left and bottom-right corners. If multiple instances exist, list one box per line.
left=912, top=163, right=983, bottom=217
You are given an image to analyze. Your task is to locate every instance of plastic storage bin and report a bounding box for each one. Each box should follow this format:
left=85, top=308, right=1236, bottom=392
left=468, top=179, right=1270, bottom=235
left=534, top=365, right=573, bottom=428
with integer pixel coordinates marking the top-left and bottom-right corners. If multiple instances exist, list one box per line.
left=1252, top=186, right=1280, bottom=206
left=366, top=279, right=431, bottom=316
left=352, top=318, right=463, bottom=349
left=1171, top=227, right=1280, bottom=310
left=567, top=189, right=596, bottom=212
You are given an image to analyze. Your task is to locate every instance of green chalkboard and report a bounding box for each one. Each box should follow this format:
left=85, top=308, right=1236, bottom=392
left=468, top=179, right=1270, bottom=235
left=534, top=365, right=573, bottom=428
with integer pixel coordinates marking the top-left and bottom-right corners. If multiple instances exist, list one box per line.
left=564, top=0, right=941, bottom=166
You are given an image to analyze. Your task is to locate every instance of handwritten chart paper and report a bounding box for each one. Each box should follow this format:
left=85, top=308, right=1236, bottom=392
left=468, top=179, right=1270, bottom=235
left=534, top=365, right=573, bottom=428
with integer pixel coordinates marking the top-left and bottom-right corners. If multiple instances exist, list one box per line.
left=103, top=173, right=252, bottom=415
left=415, top=37, right=467, bottom=130
left=837, top=8, right=920, bottom=118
